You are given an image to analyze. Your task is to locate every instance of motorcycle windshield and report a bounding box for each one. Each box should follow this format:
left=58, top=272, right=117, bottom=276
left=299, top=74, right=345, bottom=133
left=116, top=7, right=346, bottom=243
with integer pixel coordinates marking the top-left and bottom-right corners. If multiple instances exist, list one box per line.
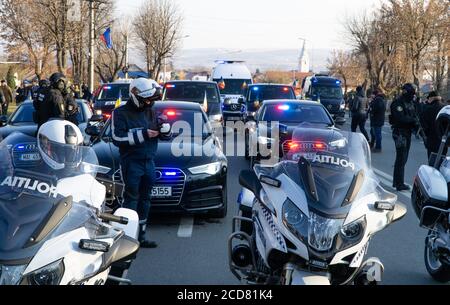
left=256, top=128, right=373, bottom=216
left=0, top=135, right=110, bottom=261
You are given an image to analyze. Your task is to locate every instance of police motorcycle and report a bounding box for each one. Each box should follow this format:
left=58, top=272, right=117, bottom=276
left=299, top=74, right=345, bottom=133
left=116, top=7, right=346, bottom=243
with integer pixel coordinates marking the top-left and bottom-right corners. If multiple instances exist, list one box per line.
left=0, top=120, right=140, bottom=285
left=412, top=106, right=450, bottom=283
left=229, top=127, right=407, bottom=285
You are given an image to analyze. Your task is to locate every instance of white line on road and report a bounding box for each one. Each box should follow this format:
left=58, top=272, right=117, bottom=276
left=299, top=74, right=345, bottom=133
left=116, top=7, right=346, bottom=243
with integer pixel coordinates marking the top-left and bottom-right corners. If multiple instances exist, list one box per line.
left=177, top=217, right=194, bottom=238
left=373, top=168, right=412, bottom=196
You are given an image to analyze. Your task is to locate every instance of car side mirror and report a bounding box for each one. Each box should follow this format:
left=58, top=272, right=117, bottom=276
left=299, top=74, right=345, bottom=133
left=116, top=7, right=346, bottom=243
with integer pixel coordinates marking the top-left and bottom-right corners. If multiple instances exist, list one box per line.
left=238, top=97, right=245, bottom=104
left=0, top=115, right=7, bottom=127
left=85, top=125, right=101, bottom=137
left=279, top=124, right=288, bottom=135
left=90, top=114, right=104, bottom=123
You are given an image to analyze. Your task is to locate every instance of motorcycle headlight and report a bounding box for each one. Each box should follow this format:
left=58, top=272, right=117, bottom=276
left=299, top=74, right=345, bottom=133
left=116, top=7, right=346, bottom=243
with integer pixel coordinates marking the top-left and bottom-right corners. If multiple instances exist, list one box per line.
left=188, top=162, right=221, bottom=175
left=21, top=259, right=65, bottom=285
left=335, top=216, right=367, bottom=251
left=308, top=213, right=344, bottom=252
left=257, top=136, right=275, bottom=145
left=282, top=199, right=308, bottom=242
left=0, top=265, right=27, bottom=285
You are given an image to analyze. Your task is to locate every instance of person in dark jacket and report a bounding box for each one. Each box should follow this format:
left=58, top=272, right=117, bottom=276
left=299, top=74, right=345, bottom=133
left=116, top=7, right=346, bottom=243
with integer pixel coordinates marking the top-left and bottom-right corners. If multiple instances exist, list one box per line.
left=420, top=91, right=447, bottom=166
left=0, top=80, right=13, bottom=116
left=369, top=88, right=386, bottom=152
left=112, top=78, right=162, bottom=248
left=36, top=73, right=67, bottom=130
left=349, top=86, right=370, bottom=141
left=62, top=85, right=79, bottom=126
left=33, top=79, right=51, bottom=125
left=390, top=83, right=419, bottom=191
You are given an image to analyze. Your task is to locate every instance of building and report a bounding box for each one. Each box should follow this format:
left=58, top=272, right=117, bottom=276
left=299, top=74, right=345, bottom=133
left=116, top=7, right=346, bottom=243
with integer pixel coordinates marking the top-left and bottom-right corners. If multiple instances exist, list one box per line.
left=298, top=40, right=310, bottom=73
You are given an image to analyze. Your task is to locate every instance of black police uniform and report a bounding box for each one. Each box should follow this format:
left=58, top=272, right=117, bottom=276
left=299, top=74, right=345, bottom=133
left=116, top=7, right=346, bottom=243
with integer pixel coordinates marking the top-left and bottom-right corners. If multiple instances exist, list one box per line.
left=63, top=89, right=79, bottom=126
left=37, top=88, right=66, bottom=130
left=420, top=98, right=447, bottom=165
left=390, top=95, right=418, bottom=189
left=33, top=85, right=50, bottom=126
left=111, top=100, right=159, bottom=246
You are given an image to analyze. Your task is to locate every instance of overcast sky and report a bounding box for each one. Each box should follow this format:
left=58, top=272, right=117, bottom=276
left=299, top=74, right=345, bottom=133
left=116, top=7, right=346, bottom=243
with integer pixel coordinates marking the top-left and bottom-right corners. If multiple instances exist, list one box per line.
left=115, top=0, right=381, bottom=51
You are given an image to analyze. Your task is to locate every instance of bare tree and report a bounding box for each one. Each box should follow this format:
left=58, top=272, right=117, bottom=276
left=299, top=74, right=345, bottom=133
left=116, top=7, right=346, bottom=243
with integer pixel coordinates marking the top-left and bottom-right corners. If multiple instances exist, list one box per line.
left=133, top=0, right=183, bottom=80
left=0, top=0, right=52, bottom=79
left=327, top=50, right=367, bottom=94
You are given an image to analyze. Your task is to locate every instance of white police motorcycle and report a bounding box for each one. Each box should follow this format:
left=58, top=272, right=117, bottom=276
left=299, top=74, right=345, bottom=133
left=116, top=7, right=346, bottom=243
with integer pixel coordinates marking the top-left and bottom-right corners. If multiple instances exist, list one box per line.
left=229, top=128, right=407, bottom=285
left=412, top=106, right=450, bottom=282
left=0, top=121, right=140, bottom=285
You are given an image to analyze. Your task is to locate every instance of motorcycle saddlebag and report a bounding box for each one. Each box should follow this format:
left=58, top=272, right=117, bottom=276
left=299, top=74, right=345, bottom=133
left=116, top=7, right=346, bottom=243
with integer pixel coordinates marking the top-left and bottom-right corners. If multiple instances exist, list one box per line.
left=412, top=165, right=449, bottom=226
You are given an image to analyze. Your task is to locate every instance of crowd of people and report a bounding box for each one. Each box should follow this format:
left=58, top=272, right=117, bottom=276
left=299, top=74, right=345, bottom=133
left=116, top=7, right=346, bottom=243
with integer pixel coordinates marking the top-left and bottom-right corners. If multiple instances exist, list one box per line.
left=348, top=83, right=450, bottom=192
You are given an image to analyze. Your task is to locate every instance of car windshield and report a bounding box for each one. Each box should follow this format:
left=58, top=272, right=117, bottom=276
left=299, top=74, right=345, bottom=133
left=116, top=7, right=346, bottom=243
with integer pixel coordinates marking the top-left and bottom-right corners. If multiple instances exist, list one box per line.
left=261, top=104, right=333, bottom=125
left=255, top=130, right=383, bottom=216
left=97, top=84, right=130, bottom=101
left=155, top=108, right=212, bottom=137
left=163, top=83, right=220, bottom=104
left=214, top=79, right=251, bottom=95
left=0, top=134, right=115, bottom=264
left=10, top=103, right=85, bottom=124
left=248, top=86, right=295, bottom=103
left=312, top=86, right=343, bottom=100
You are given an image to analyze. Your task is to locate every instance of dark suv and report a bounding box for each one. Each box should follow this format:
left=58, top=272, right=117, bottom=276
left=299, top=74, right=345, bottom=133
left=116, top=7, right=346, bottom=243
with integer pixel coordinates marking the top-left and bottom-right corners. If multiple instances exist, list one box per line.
left=93, top=80, right=131, bottom=119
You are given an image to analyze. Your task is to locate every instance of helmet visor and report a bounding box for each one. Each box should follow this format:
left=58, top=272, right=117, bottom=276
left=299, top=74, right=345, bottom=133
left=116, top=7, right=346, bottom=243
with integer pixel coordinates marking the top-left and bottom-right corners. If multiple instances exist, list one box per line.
left=38, top=134, right=82, bottom=168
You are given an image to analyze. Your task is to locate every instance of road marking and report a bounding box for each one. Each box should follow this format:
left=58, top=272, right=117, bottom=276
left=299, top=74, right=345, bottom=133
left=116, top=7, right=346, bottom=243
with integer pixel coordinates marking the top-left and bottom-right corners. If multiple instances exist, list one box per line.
left=177, top=217, right=194, bottom=238
left=373, top=168, right=412, bottom=196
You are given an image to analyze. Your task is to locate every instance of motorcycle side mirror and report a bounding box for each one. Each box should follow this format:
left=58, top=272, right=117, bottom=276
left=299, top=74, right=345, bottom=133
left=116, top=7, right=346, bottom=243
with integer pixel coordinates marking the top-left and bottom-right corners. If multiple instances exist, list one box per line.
left=0, top=115, right=7, bottom=127
left=85, top=125, right=101, bottom=137
left=89, top=114, right=104, bottom=123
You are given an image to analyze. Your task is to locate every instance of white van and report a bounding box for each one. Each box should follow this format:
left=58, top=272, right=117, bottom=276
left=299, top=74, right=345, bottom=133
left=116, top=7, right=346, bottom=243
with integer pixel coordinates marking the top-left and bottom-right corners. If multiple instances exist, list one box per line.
left=211, top=61, right=253, bottom=122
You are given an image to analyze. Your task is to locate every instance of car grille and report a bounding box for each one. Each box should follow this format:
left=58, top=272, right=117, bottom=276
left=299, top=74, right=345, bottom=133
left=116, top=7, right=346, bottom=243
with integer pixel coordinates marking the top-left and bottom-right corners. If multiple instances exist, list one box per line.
left=224, top=104, right=244, bottom=112
left=112, top=167, right=186, bottom=206
left=282, top=141, right=328, bottom=155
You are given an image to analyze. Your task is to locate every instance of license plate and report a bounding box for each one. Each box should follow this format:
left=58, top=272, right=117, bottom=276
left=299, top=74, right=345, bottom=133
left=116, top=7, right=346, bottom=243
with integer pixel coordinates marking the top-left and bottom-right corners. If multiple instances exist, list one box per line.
left=20, top=153, right=41, bottom=161
left=226, top=117, right=242, bottom=121
left=151, top=186, right=172, bottom=198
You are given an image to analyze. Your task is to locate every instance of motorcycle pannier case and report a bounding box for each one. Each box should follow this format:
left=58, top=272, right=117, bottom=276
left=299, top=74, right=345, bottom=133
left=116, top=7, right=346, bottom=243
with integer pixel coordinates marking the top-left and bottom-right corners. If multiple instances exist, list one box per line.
left=412, top=165, right=449, bottom=226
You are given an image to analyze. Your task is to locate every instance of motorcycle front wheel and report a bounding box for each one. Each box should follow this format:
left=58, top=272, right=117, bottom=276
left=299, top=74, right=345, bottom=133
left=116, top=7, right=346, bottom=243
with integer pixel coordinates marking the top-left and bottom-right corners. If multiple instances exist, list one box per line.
left=424, top=230, right=450, bottom=283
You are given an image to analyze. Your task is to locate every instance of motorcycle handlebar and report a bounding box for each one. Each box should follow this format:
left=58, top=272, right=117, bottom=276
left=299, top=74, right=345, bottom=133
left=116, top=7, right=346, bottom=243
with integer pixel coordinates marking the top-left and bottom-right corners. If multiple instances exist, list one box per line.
left=98, top=213, right=129, bottom=225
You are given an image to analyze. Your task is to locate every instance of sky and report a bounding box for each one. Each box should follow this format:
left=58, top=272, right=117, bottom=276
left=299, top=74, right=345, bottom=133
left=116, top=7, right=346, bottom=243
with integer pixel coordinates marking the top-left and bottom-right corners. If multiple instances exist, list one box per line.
left=115, top=0, right=381, bottom=51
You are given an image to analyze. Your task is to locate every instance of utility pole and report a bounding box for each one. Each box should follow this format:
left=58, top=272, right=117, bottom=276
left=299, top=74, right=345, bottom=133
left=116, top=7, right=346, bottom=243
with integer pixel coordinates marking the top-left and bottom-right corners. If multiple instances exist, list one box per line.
left=88, top=0, right=95, bottom=92
left=125, top=34, right=129, bottom=79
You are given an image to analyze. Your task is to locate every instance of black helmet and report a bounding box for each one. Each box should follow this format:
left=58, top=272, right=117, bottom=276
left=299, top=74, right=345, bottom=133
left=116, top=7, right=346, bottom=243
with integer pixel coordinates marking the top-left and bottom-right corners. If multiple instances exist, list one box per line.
left=49, top=73, right=67, bottom=86
left=39, top=79, right=51, bottom=88
left=402, top=83, right=416, bottom=96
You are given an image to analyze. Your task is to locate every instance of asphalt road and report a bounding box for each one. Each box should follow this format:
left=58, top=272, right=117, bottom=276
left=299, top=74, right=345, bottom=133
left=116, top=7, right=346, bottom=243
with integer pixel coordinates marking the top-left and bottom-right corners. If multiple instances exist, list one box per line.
left=128, top=118, right=447, bottom=285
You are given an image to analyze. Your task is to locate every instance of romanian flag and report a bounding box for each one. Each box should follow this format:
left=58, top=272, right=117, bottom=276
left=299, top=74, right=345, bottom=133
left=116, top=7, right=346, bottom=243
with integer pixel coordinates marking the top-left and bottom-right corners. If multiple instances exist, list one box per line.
left=100, top=27, right=113, bottom=49
left=115, top=90, right=122, bottom=108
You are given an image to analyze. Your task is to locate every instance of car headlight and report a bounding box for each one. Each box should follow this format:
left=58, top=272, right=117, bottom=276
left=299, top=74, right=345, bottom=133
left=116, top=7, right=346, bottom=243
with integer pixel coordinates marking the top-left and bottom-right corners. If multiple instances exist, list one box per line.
left=95, top=110, right=102, bottom=116
left=308, top=213, right=344, bottom=252
left=188, top=162, right=222, bottom=175
left=21, top=259, right=65, bottom=285
left=340, top=103, right=345, bottom=110
left=247, top=112, right=256, bottom=117
left=257, top=136, right=275, bottom=145
left=0, top=264, right=27, bottom=285
left=282, top=199, right=308, bottom=242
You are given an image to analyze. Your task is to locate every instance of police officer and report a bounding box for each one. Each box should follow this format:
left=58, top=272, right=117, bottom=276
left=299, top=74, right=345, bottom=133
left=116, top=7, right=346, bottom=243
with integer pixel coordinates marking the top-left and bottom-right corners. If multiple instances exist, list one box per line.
left=36, top=73, right=67, bottom=130
left=33, top=79, right=51, bottom=126
left=390, top=83, right=419, bottom=191
left=62, top=84, right=79, bottom=126
left=111, top=78, right=162, bottom=248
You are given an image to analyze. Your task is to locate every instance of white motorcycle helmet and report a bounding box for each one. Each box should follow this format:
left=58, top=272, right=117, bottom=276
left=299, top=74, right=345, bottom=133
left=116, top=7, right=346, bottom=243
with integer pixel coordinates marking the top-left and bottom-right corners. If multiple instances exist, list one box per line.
left=37, top=120, right=84, bottom=170
left=129, top=78, right=162, bottom=110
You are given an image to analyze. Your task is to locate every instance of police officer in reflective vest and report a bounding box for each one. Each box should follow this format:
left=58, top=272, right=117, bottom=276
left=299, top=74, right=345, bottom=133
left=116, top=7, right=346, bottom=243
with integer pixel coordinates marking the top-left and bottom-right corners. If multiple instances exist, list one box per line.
left=390, top=83, right=419, bottom=191
left=111, top=78, right=162, bottom=248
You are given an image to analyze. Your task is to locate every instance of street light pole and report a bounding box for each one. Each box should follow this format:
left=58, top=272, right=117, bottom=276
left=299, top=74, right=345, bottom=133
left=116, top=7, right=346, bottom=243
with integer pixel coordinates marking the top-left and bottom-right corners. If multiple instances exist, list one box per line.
left=88, top=0, right=95, bottom=92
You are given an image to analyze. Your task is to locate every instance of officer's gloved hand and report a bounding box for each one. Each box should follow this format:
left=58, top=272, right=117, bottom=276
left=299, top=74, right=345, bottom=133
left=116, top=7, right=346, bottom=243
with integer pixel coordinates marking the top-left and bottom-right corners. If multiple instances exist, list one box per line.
left=158, top=115, right=172, bottom=141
